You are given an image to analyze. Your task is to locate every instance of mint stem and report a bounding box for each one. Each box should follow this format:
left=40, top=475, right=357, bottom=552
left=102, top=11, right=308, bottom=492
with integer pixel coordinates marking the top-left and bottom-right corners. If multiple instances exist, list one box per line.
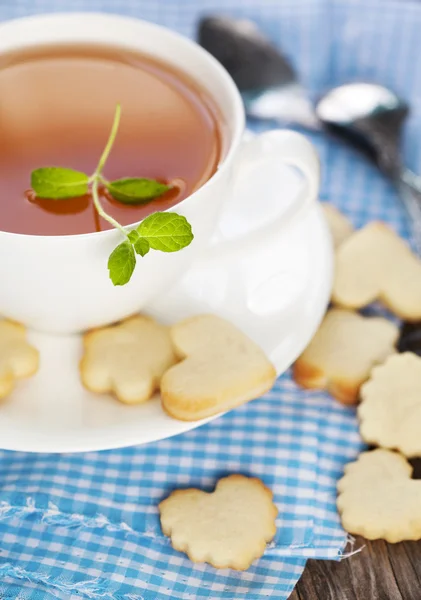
left=89, top=103, right=129, bottom=238
left=91, top=177, right=128, bottom=238
left=96, top=104, right=121, bottom=175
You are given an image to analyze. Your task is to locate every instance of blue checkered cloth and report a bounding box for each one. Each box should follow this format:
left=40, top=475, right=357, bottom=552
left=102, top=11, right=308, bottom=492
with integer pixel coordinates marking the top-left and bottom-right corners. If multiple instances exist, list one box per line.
left=0, top=0, right=417, bottom=598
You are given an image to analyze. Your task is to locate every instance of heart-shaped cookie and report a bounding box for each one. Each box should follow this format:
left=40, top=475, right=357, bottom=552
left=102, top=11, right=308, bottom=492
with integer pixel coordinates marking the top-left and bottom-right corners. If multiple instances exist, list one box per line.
left=332, top=221, right=421, bottom=320
left=337, top=449, right=421, bottom=542
left=322, top=203, right=354, bottom=249
left=159, top=474, right=277, bottom=570
left=160, top=314, right=277, bottom=421
left=293, top=309, right=398, bottom=404
left=0, top=320, right=39, bottom=399
left=359, top=352, right=421, bottom=457
left=80, top=315, right=177, bottom=404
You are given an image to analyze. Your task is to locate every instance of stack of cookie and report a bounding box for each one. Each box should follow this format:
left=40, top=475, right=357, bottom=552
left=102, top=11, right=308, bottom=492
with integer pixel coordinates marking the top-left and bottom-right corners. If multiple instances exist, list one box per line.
left=294, top=204, right=421, bottom=543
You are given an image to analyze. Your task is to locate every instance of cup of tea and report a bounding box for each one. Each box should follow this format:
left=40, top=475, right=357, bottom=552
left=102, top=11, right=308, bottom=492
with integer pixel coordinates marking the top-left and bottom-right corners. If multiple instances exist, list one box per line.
left=0, top=12, right=320, bottom=334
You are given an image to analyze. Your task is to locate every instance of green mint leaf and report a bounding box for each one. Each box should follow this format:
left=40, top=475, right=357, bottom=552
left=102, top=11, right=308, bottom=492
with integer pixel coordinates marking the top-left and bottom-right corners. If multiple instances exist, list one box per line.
left=31, top=167, right=89, bottom=199
left=136, top=212, right=194, bottom=252
left=133, top=238, right=150, bottom=256
left=107, top=178, right=170, bottom=205
left=108, top=241, right=136, bottom=286
left=128, top=230, right=150, bottom=257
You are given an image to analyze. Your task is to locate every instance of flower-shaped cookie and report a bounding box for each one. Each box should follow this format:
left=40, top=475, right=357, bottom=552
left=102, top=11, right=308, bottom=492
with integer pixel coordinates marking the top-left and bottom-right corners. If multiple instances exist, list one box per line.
left=337, top=449, right=421, bottom=542
left=0, top=320, right=39, bottom=399
left=293, top=309, right=398, bottom=404
left=359, top=352, right=421, bottom=457
left=160, top=314, right=277, bottom=420
left=159, top=474, right=278, bottom=570
left=80, top=315, right=177, bottom=404
left=332, top=222, right=421, bottom=320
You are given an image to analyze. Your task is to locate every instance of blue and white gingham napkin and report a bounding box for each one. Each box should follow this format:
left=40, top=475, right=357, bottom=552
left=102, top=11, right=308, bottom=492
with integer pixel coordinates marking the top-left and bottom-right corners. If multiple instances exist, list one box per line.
left=0, top=0, right=419, bottom=598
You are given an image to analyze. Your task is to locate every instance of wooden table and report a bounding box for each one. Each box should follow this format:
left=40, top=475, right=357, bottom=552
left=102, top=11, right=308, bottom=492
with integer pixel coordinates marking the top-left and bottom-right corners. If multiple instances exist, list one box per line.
left=291, top=459, right=421, bottom=599
left=290, top=539, right=421, bottom=600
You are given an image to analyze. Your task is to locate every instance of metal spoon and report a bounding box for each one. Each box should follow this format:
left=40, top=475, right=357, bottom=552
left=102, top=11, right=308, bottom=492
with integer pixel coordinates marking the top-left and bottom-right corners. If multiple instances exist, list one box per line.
left=316, top=83, right=421, bottom=254
left=197, top=15, right=319, bottom=129
left=198, top=16, right=421, bottom=252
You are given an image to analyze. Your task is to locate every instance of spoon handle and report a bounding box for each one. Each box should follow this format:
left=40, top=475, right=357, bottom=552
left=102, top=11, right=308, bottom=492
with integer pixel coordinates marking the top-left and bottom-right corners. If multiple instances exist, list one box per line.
left=395, top=168, right=421, bottom=256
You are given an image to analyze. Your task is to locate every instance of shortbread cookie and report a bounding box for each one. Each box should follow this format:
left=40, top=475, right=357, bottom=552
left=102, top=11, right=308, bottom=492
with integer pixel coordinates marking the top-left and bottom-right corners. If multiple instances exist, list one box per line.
left=80, top=315, right=177, bottom=404
left=160, top=314, right=277, bottom=421
left=159, top=474, right=277, bottom=570
left=293, top=309, right=398, bottom=404
left=332, top=221, right=421, bottom=320
left=359, top=353, right=421, bottom=457
left=0, top=320, right=39, bottom=399
left=337, top=449, right=421, bottom=542
left=322, top=203, right=354, bottom=249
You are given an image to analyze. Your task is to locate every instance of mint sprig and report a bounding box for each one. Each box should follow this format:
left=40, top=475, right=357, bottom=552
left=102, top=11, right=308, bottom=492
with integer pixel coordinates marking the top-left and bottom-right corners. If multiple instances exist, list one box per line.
left=30, top=104, right=194, bottom=286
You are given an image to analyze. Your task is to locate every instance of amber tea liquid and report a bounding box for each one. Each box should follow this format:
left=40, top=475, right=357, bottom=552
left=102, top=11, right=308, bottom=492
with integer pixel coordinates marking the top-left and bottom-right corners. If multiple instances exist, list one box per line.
left=0, top=45, right=224, bottom=235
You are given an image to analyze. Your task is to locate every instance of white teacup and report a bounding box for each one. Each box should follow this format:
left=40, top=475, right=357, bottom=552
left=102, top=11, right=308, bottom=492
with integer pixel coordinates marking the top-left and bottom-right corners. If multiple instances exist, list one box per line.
left=0, top=13, right=320, bottom=334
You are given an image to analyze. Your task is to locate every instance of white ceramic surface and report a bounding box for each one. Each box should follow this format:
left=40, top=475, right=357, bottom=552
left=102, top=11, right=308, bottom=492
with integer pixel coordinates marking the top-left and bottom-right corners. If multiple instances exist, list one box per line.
left=0, top=162, right=333, bottom=452
left=0, top=13, right=319, bottom=334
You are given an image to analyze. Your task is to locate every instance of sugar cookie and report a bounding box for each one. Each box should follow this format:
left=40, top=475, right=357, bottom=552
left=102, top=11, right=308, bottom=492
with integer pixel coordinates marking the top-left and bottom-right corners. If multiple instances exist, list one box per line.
left=80, top=315, right=177, bottom=404
left=359, top=352, right=421, bottom=457
left=293, top=308, right=398, bottom=404
left=322, top=203, right=354, bottom=249
left=160, top=314, right=277, bottom=420
left=337, top=449, right=421, bottom=543
left=0, top=320, right=39, bottom=399
left=332, top=222, right=421, bottom=320
left=159, top=474, right=277, bottom=570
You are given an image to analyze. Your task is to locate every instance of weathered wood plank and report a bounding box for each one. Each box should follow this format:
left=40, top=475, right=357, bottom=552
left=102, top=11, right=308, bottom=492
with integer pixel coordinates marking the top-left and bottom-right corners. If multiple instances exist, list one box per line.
left=290, top=540, right=421, bottom=600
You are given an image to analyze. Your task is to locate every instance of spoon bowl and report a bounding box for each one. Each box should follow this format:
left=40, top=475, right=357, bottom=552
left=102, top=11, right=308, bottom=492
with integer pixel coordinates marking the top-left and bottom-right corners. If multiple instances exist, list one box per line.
left=198, top=15, right=319, bottom=128
left=316, top=83, right=409, bottom=175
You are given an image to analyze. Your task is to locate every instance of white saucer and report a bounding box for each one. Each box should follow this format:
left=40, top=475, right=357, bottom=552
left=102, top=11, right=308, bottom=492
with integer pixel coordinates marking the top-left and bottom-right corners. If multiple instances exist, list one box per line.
left=0, top=169, right=332, bottom=453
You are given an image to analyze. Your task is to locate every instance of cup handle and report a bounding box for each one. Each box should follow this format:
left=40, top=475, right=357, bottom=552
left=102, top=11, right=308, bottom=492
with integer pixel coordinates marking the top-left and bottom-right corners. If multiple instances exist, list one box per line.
left=206, top=129, right=320, bottom=258
left=144, top=130, right=329, bottom=347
